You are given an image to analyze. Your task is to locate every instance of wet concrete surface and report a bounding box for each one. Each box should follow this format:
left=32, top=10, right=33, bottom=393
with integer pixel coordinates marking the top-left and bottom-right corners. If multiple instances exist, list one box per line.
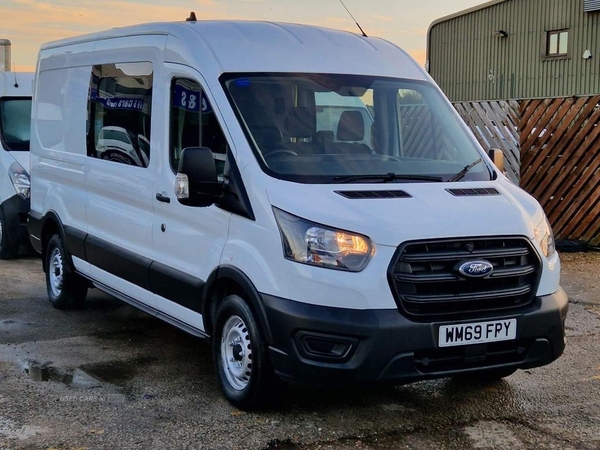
left=0, top=253, right=599, bottom=449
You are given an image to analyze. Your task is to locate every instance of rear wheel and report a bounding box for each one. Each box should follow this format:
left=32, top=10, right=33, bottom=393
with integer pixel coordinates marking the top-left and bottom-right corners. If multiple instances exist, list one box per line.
left=0, top=210, right=19, bottom=259
left=213, top=294, right=282, bottom=410
left=45, top=234, right=88, bottom=309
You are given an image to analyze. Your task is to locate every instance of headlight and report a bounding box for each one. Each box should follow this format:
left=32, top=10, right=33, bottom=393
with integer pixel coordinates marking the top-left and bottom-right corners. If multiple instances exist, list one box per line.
left=8, top=162, right=30, bottom=200
left=534, top=216, right=556, bottom=259
left=273, top=207, right=374, bottom=272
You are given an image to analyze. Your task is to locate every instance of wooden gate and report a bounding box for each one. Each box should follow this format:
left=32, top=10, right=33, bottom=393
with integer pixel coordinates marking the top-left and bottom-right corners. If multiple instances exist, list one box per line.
left=453, top=97, right=600, bottom=246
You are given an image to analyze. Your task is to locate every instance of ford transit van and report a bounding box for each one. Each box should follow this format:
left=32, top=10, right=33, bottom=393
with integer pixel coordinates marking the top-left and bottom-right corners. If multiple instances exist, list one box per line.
left=0, top=70, right=33, bottom=259
left=30, top=19, right=568, bottom=409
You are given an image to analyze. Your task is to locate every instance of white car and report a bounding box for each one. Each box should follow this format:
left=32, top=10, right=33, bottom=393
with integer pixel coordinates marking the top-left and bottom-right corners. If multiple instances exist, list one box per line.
left=95, top=126, right=149, bottom=168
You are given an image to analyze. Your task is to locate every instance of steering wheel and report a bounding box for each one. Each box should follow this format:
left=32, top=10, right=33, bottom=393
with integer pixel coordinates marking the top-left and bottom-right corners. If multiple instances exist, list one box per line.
left=266, top=150, right=299, bottom=158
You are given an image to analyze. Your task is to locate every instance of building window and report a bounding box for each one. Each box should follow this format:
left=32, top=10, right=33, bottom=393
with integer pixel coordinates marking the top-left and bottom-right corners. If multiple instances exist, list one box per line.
left=547, top=30, right=569, bottom=57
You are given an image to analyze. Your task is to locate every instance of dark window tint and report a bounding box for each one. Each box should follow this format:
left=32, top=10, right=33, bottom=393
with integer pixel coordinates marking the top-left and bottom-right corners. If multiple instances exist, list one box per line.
left=86, top=63, right=153, bottom=167
left=0, top=98, right=32, bottom=151
left=169, top=78, right=228, bottom=175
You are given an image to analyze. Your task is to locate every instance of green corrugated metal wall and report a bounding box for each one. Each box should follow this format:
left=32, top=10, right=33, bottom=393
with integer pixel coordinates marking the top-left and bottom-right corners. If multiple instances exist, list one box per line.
left=428, top=0, right=600, bottom=101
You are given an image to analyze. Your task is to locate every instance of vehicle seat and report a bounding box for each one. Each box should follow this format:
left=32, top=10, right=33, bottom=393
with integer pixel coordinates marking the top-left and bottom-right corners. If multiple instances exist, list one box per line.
left=329, top=110, right=372, bottom=155
left=282, top=107, right=320, bottom=154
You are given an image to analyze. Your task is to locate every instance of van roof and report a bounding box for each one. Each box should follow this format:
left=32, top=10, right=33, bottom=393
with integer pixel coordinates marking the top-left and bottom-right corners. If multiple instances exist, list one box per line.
left=0, top=72, right=33, bottom=97
left=40, top=20, right=427, bottom=80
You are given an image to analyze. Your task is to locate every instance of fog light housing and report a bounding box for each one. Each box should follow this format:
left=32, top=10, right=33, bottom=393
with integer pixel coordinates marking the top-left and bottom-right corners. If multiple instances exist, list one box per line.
left=295, top=331, right=358, bottom=362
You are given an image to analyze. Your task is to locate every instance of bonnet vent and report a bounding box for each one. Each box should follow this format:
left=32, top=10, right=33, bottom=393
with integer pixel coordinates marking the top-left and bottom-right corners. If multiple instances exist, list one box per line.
left=446, top=188, right=500, bottom=197
left=335, top=190, right=412, bottom=199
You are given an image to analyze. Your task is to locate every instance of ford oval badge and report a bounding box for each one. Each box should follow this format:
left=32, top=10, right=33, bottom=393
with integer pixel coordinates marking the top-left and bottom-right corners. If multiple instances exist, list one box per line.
left=458, top=260, right=494, bottom=278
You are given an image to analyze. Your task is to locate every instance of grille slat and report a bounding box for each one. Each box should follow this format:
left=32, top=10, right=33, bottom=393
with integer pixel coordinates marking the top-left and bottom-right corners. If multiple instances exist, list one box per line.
left=387, top=237, right=540, bottom=319
left=404, top=285, right=531, bottom=303
left=402, top=247, right=529, bottom=262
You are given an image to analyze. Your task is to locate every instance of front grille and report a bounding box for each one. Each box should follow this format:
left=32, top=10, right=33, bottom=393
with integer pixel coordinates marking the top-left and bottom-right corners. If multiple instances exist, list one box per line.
left=387, top=237, right=540, bottom=319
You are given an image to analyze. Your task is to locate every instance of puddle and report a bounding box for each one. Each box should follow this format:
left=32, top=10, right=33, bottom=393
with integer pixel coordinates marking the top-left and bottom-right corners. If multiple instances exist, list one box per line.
left=79, top=357, right=157, bottom=385
left=23, top=360, right=71, bottom=383
left=21, top=357, right=156, bottom=388
left=22, top=360, right=101, bottom=388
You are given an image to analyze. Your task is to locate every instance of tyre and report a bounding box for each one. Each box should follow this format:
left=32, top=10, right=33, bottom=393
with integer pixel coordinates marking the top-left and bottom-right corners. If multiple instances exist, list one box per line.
left=45, top=234, right=88, bottom=309
left=213, top=294, right=282, bottom=410
left=0, top=209, right=19, bottom=259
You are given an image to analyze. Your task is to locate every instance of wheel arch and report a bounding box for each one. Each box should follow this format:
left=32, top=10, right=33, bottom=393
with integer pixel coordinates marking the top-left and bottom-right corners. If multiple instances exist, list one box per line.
left=38, top=211, right=67, bottom=273
left=201, top=265, right=273, bottom=344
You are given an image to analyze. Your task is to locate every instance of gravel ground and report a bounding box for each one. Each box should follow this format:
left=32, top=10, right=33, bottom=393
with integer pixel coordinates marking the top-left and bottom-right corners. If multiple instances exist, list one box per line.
left=0, top=250, right=598, bottom=449
left=559, top=251, right=600, bottom=305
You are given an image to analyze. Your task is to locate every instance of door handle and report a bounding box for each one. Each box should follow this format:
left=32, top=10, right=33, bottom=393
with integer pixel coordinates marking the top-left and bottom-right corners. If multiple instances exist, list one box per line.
left=156, top=193, right=171, bottom=203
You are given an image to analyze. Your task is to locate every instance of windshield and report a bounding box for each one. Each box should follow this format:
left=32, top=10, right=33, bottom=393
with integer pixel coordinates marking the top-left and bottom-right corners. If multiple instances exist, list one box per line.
left=223, top=74, right=491, bottom=183
left=0, top=98, right=32, bottom=151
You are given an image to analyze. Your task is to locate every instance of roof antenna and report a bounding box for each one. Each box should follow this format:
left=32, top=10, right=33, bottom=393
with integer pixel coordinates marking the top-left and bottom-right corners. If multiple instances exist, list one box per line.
left=12, top=63, right=18, bottom=88
left=338, top=0, right=367, bottom=37
left=186, top=11, right=197, bottom=22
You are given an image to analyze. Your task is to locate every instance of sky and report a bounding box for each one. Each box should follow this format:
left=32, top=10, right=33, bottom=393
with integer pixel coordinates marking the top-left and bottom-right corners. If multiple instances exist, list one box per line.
left=2, top=0, right=487, bottom=72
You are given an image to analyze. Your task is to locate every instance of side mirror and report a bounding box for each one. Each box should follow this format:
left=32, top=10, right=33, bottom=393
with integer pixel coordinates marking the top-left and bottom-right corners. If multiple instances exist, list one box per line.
left=176, top=147, right=221, bottom=207
left=488, top=148, right=505, bottom=173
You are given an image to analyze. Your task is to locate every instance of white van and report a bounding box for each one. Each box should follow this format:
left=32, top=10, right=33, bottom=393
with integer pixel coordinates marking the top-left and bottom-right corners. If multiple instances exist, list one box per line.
left=30, top=19, right=568, bottom=409
left=0, top=70, right=33, bottom=259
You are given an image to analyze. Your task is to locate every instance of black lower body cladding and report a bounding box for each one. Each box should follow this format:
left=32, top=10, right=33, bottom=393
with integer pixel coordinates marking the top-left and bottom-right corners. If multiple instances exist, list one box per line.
left=262, top=288, right=568, bottom=386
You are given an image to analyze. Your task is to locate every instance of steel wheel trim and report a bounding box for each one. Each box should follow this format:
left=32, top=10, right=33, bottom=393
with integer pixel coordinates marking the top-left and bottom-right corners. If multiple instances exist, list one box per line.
left=221, top=315, right=253, bottom=391
left=49, top=247, right=64, bottom=297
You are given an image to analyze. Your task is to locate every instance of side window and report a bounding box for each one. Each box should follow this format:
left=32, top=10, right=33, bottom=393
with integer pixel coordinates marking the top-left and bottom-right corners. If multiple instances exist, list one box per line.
left=169, top=78, right=228, bottom=175
left=86, top=62, right=153, bottom=168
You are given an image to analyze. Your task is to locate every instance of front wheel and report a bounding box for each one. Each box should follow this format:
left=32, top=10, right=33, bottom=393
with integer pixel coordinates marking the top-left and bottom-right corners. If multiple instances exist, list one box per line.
left=45, top=234, right=88, bottom=309
left=213, top=294, right=281, bottom=410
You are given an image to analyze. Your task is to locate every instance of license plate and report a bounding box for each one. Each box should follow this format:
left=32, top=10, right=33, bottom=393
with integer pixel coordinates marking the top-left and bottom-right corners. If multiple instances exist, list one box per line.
left=438, top=319, right=517, bottom=347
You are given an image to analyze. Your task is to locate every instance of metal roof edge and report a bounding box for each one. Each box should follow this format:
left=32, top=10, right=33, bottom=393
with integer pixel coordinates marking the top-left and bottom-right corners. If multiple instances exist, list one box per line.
left=429, top=0, right=511, bottom=31
left=426, top=0, right=511, bottom=72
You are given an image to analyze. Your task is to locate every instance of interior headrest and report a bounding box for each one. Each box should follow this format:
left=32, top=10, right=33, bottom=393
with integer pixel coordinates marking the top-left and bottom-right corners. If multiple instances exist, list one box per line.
left=283, top=107, right=315, bottom=139
left=337, top=110, right=365, bottom=142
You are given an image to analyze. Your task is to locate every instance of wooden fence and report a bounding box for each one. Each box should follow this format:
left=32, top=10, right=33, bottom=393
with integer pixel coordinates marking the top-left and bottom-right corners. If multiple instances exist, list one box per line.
left=454, top=96, right=600, bottom=246
left=454, top=101, right=521, bottom=184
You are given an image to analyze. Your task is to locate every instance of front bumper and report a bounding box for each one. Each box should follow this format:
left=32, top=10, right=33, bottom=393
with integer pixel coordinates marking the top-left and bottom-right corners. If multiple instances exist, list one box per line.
left=262, top=287, right=568, bottom=386
left=0, top=194, right=30, bottom=246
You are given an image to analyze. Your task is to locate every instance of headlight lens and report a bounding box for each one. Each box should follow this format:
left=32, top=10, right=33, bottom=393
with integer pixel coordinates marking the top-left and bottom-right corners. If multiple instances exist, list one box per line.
left=8, top=162, right=30, bottom=200
left=273, top=207, right=374, bottom=271
left=534, top=216, right=556, bottom=259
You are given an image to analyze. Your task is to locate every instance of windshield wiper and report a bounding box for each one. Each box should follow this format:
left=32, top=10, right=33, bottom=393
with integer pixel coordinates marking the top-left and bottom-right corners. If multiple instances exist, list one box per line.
left=334, top=173, right=444, bottom=184
left=448, top=158, right=483, bottom=182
